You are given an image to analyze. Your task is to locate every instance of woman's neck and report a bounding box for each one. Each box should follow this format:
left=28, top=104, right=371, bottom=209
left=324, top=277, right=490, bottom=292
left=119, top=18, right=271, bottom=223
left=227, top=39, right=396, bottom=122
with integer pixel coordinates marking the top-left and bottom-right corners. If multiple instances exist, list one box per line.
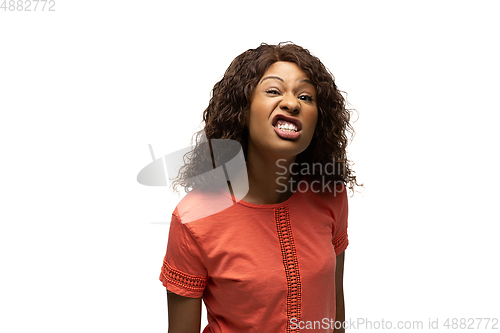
left=236, top=147, right=299, bottom=205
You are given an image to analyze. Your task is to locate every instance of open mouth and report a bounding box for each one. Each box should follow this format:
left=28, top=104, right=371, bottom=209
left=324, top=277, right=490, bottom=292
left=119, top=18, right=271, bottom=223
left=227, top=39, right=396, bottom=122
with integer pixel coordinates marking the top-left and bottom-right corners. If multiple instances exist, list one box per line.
left=271, top=114, right=302, bottom=132
left=275, top=120, right=298, bottom=132
left=272, top=114, right=302, bottom=140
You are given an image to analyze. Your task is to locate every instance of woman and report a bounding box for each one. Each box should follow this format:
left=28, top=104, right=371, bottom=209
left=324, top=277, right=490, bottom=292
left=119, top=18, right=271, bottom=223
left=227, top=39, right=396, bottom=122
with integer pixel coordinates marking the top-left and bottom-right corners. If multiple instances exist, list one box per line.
left=160, top=43, right=360, bottom=333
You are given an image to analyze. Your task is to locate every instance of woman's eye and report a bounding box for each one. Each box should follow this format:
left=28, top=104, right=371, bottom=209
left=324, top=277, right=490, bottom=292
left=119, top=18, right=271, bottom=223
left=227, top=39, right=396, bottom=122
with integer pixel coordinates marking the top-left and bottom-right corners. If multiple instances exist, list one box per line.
left=299, top=95, right=314, bottom=102
left=266, top=89, right=280, bottom=95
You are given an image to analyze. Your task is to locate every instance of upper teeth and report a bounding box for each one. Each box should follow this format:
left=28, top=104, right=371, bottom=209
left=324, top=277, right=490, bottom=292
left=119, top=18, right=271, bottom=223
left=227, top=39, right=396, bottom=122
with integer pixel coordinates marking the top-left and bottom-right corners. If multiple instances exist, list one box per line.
left=276, top=120, right=298, bottom=132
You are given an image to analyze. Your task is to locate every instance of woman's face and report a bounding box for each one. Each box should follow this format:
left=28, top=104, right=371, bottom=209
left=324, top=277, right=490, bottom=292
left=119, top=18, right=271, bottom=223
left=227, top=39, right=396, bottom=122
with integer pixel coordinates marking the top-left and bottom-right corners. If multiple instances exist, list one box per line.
left=245, top=61, right=318, bottom=160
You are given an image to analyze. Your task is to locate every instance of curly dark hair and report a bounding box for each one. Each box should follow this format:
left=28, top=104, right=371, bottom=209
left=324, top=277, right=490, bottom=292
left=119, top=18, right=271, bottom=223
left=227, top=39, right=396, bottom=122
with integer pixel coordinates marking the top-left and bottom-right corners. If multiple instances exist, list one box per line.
left=170, top=42, right=361, bottom=195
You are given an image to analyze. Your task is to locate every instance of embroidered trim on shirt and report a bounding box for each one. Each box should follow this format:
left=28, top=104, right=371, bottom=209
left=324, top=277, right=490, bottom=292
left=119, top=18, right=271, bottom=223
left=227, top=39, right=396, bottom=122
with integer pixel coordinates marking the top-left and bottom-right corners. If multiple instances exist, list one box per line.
left=161, top=259, right=208, bottom=292
left=275, top=205, right=302, bottom=333
left=333, top=227, right=348, bottom=252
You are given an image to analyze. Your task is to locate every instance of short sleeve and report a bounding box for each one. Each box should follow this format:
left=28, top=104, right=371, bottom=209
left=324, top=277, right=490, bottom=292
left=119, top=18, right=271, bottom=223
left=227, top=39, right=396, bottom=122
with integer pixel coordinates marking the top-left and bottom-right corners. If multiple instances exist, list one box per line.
left=332, top=184, right=349, bottom=255
left=159, top=210, right=208, bottom=298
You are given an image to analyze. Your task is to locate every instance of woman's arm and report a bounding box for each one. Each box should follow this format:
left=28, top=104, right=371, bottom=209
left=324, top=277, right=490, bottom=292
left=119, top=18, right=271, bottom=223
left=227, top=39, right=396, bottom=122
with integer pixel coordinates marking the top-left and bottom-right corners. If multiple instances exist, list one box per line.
left=167, top=289, right=202, bottom=333
left=334, top=251, right=345, bottom=333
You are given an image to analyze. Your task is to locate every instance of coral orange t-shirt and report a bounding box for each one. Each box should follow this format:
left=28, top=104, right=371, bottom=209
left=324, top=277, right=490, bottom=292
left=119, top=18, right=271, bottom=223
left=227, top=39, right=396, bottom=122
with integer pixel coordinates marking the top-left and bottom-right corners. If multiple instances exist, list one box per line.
left=159, top=175, right=349, bottom=332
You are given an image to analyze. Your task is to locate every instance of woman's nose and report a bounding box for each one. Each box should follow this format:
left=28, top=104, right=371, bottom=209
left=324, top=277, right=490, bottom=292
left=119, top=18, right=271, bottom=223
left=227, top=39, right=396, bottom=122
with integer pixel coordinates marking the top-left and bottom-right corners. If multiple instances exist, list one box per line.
left=279, top=94, right=300, bottom=113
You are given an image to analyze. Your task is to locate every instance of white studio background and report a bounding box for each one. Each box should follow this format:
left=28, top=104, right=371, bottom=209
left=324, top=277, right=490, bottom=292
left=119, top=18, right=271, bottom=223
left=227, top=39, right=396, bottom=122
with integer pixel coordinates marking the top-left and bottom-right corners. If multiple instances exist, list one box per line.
left=1, top=1, right=498, bottom=332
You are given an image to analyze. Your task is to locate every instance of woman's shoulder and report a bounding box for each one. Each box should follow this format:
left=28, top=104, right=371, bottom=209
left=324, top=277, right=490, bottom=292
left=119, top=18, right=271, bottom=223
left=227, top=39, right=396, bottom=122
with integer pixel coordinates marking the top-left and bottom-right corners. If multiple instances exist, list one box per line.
left=174, top=187, right=236, bottom=224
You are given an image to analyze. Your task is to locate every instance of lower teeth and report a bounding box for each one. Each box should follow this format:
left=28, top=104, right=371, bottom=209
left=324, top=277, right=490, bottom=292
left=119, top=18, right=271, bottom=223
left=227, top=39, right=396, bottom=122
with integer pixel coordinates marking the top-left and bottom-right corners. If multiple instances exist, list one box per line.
left=274, top=125, right=296, bottom=132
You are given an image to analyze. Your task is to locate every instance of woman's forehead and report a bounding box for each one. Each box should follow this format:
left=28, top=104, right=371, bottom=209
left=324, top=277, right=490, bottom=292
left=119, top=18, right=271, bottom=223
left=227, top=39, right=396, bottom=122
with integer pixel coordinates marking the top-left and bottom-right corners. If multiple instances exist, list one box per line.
left=259, top=62, right=313, bottom=85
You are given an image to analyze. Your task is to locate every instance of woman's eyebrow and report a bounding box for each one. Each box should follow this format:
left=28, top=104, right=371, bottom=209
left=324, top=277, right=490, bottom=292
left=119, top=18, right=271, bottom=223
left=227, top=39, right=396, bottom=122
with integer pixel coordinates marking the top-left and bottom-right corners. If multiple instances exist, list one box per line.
left=260, top=76, right=284, bottom=83
left=260, top=76, right=314, bottom=85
